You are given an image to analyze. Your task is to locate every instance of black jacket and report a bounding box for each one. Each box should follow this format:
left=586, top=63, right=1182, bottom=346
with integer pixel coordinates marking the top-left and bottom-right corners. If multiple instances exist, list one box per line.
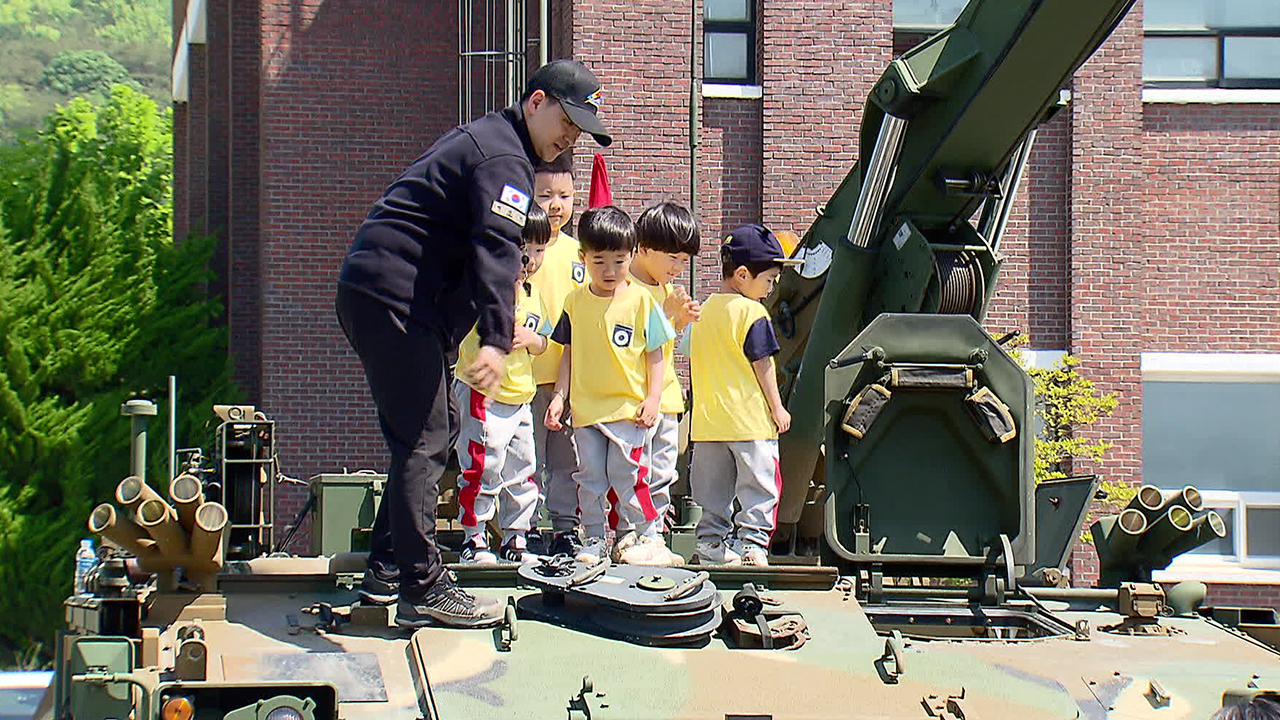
left=339, top=105, right=538, bottom=352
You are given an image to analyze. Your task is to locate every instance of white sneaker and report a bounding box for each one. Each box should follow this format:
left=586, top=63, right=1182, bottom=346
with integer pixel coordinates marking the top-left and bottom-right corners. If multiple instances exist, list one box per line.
left=459, top=542, right=498, bottom=565
left=739, top=541, right=769, bottom=567
left=693, top=539, right=741, bottom=566
left=576, top=535, right=610, bottom=565
left=611, top=530, right=638, bottom=563
left=619, top=533, right=684, bottom=566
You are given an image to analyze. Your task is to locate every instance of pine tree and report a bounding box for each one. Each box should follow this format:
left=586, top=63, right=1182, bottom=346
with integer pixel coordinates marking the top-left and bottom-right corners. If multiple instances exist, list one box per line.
left=0, top=86, right=238, bottom=663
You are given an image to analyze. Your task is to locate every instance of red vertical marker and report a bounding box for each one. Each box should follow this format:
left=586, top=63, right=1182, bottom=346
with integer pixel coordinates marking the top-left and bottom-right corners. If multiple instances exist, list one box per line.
left=587, top=152, right=613, bottom=209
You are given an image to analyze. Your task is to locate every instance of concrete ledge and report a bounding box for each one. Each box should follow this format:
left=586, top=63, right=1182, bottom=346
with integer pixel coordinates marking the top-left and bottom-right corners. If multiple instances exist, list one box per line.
left=1143, top=88, right=1280, bottom=104
left=703, top=83, right=763, bottom=99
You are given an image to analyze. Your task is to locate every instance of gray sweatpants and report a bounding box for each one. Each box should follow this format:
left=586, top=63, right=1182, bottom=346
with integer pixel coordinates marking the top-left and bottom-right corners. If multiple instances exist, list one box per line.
left=690, top=439, right=781, bottom=549
left=453, top=381, right=540, bottom=545
left=531, top=384, right=580, bottom=531
left=612, top=412, right=678, bottom=533
left=573, top=420, right=659, bottom=539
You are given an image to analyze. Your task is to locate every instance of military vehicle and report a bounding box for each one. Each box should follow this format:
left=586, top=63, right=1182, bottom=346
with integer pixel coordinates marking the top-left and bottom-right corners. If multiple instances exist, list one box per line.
left=37, top=0, right=1280, bottom=718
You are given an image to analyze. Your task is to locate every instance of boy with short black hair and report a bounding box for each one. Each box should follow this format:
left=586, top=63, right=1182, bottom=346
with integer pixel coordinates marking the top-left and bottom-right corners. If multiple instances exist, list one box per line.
left=453, top=204, right=555, bottom=564
left=544, top=206, right=677, bottom=566
left=529, top=155, right=586, bottom=556
left=612, top=201, right=701, bottom=566
left=685, top=225, right=799, bottom=567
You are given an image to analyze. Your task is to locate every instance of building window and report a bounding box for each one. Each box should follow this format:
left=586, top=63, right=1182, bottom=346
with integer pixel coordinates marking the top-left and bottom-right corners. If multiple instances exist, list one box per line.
left=892, top=0, right=966, bottom=32
left=1144, top=0, right=1280, bottom=88
left=705, top=0, right=755, bottom=85
left=1142, top=354, right=1280, bottom=572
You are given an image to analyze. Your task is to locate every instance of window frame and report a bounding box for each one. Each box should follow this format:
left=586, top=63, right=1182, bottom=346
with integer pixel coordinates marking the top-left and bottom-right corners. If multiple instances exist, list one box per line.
left=1144, top=26, right=1280, bottom=89
left=703, top=0, right=756, bottom=86
left=1163, top=490, right=1280, bottom=570
left=1141, top=352, right=1280, bottom=575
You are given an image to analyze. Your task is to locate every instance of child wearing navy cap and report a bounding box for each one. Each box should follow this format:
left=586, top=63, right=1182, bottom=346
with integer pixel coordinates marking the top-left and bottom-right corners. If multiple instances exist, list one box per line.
left=682, top=225, right=801, bottom=566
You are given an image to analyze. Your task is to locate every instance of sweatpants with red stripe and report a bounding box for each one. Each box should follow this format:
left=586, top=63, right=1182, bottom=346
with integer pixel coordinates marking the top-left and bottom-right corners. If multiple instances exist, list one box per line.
left=572, top=420, right=658, bottom=540
left=690, top=439, right=782, bottom=549
left=453, top=382, right=540, bottom=546
left=610, top=412, right=678, bottom=534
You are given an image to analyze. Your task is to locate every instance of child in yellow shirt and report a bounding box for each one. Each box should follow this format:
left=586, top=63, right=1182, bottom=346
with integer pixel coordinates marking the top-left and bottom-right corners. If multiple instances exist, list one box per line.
left=544, top=206, right=677, bottom=565
left=611, top=202, right=701, bottom=566
left=685, top=225, right=799, bottom=566
left=528, top=156, right=586, bottom=557
left=453, top=204, right=554, bottom=564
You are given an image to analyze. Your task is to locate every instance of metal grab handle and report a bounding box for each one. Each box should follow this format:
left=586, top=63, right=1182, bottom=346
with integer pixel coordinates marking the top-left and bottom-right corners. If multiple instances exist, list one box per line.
left=882, top=631, right=906, bottom=681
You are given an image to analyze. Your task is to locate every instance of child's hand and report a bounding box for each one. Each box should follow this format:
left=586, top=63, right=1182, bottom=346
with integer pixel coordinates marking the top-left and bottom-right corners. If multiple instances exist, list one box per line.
left=662, top=288, right=687, bottom=321
left=635, top=396, right=659, bottom=428
left=513, top=323, right=541, bottom=351
left=545, top=392, right=566, bottom=431
left=771, top=405, right=792, bottom=434
left=681, top=296, right=702, bottom=325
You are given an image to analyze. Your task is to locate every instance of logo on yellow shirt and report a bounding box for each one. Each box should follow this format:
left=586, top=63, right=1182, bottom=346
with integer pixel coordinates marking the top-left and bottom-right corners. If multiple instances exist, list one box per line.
left=611, top=323, right=634, bottom=348
left=572, top=262, right=586, bottom=283
left=523, top=313, right=541, bottom=330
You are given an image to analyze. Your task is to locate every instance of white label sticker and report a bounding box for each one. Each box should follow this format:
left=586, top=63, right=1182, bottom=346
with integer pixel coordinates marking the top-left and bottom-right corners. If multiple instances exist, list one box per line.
left=491, top=200, right=526, bottom=227
left=892, top=222, right=912, bottom=250
left=798, top=242, right=833, bottom=279
left=500, top=184, right=531, bottom=213
left=597, top=575, right=625, bottom=585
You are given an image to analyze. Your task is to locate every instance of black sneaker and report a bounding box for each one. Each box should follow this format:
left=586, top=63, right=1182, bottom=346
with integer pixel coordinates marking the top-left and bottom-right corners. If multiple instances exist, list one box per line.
left=499, top=541, right=536, bottom=564
left=395, top=571, right=504, bottom=628
left=526, top=529, right=547, bottom=555
left=358, top=572, right=399, bottom=606
left=548, top=530, right=582, bottom=557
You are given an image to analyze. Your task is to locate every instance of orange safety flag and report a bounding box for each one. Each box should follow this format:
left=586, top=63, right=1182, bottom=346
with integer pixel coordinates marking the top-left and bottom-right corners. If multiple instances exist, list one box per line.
left=587, top=152, right=613, bottom=209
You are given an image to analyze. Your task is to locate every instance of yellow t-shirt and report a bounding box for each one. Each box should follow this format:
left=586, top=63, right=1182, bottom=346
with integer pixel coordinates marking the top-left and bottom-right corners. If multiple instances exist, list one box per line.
left=530, top=231, right=586, bottom=385
left=455, top=284, right=552, bottom=405
left=552, top=281, right=677, bottom=427
left=688, top=293, right=781, bottom=441
left=631, top=277, right=685, bottom=415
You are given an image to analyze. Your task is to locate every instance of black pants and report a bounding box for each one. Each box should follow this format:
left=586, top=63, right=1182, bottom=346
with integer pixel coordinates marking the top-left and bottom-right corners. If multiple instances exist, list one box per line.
left=336, top=284, right=455, bottom=598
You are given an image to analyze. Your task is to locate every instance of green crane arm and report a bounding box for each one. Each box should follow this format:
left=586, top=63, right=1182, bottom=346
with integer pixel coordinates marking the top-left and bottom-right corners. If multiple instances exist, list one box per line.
left=767, top=0, right=1137, bottom=550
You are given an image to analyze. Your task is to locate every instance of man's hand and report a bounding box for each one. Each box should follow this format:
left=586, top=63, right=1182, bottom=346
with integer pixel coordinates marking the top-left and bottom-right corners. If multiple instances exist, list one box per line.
left=466, top=345, right=506, bottom=392
left=771, top=404, right=792, bottom=434
left=545, top=391, right=567, bottom=431
left=635, top=396, right=659, bottom=428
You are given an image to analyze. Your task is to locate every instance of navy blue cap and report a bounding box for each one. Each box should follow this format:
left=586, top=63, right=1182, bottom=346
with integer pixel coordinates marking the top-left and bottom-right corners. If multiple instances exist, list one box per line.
left=526, top=60, right=612, bottom=147
left=722, top=224, right=802, bottom=268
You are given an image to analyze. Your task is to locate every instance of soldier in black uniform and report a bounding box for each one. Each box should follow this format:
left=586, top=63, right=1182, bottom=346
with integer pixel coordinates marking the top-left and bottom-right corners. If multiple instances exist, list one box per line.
left=336, top=60, right=612, bottom=628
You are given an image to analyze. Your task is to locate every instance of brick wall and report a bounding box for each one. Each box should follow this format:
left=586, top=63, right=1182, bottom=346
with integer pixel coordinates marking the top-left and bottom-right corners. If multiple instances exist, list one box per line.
left=983, top=109, right=1072, bottom=350
left=694, top=97, right=763, bottom=299
left=230, top=0, right=263, bottom=403
left=1066, top=5, right=1146, bottom=587
left=256, top=0, right=459, bottom=541
left=1206, top=583, right=1280, bottom=613
left=1141, top=103, right=1280, bottom=353
left=760, top=0, right=892, bottom=236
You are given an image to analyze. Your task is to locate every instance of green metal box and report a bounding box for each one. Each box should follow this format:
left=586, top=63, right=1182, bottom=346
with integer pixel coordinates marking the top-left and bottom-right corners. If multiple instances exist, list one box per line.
left=308, top=472, right=384, bottom=556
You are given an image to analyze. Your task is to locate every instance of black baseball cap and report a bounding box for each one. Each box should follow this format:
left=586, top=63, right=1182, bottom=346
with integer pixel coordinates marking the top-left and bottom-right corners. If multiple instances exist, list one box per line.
left=722, top=225, right=803, bottom=267
left=525, top=59, right=612, bottom=147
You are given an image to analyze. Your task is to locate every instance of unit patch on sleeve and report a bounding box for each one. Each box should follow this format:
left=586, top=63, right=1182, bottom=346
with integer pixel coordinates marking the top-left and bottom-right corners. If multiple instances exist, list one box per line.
left=500, top=184, right=531, bottom=213
left=491, top=200, right=527, bottom=227
left=611, top=323, right=635, bottom=348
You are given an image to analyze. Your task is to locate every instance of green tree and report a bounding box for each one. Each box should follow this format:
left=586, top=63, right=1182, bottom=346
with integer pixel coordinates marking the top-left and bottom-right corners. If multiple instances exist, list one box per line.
left=84, top=0, right=169, bottom=46
left=0, top=86, right=237, bottom=663
left=0, top=0, right=76, bottom=40
left=38, top=49, right=138, bottom=98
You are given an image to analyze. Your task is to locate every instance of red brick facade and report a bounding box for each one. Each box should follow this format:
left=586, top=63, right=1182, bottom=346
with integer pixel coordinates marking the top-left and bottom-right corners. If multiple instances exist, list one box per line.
left=174, top=1, right=1280, bottom=606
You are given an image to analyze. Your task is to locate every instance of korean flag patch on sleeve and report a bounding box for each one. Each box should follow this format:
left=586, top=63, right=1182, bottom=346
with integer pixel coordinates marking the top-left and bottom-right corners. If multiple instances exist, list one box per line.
left=500, top=184, right=531, bottom=213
